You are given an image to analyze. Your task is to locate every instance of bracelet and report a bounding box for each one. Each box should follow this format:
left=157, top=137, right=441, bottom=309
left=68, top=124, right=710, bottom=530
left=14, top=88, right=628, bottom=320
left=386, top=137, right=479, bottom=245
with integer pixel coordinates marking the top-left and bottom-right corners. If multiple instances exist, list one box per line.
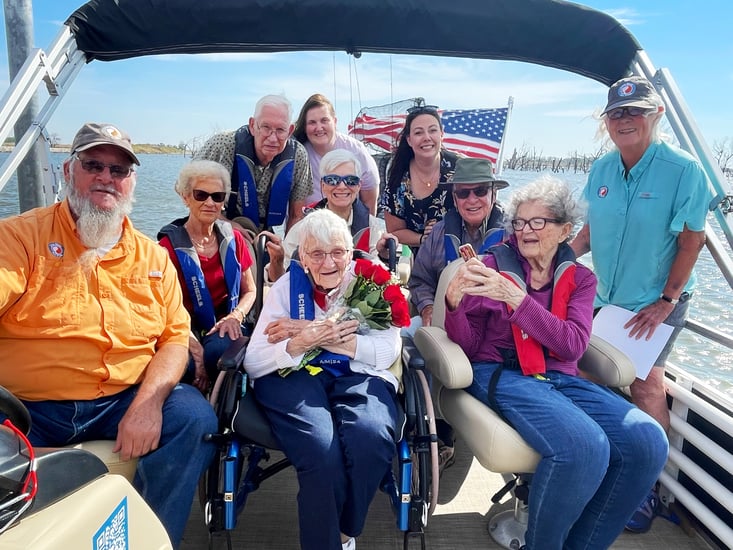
left=230, top=308, right=245, bottom=322
left=659, top=294, right=679, bottom=305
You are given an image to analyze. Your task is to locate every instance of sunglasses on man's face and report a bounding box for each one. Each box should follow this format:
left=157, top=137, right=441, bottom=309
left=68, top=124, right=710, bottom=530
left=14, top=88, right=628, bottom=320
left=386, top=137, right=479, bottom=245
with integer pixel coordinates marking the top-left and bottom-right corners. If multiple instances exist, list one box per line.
left=321, top=174, right=361, bottom=187
left=74, top=154, right=133, bottom=179
left=453, top=186, right=491, bottom=200
left=192, top=189, right=227, bottom=203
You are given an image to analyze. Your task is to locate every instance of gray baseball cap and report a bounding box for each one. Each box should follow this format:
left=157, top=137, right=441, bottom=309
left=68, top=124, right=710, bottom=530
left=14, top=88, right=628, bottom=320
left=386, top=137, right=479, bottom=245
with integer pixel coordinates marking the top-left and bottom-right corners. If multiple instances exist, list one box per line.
left=71, top=122, right=140, bottom=165
left=602, top=76, right=661, bottom=116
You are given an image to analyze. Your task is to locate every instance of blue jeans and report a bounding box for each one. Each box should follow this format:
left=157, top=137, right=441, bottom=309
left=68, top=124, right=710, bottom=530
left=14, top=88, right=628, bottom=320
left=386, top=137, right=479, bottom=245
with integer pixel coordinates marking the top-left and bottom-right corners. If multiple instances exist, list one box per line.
left=21, top=384, right=217, bottom=548
left=467, top=363, right=668, bottom=550
left=253, top=370, right=398, bottom=550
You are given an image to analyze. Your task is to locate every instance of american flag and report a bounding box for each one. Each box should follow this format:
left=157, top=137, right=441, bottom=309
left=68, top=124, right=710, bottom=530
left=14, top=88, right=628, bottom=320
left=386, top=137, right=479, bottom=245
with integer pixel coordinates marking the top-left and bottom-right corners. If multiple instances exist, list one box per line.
left=349, top=103, right=509, bottom=166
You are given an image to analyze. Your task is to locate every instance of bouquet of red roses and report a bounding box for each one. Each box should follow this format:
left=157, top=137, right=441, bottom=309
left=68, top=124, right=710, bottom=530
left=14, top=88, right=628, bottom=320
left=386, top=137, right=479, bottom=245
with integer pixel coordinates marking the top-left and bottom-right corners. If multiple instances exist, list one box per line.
left=339, top=259, right=411, bottom=330
left=288, top=259, right=410, bottom=376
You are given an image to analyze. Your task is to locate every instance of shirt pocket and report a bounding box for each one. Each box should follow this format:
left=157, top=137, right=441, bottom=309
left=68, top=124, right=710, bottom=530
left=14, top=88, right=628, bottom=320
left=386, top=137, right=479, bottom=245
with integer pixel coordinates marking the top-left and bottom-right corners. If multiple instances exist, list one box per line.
left=8, top=255, right=83, bottom=328
left=121, top=276, right=165, bottom=339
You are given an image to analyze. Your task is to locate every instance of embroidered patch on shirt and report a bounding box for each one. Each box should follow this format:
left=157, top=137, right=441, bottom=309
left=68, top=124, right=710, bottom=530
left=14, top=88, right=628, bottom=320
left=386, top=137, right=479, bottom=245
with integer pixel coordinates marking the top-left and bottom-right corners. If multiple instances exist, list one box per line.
left=148, top=270, right=163, bottom=278
left=48, top=242, right=64, bottom=257
left=597, top=186, right=608, bottom=198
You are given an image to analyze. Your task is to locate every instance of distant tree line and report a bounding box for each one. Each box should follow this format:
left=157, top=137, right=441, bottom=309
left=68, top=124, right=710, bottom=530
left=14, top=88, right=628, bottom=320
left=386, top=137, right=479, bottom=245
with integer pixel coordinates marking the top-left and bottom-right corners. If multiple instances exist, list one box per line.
left=502, top=142, right=608, bottom=174
left=502, top=139, right=733, bottom=180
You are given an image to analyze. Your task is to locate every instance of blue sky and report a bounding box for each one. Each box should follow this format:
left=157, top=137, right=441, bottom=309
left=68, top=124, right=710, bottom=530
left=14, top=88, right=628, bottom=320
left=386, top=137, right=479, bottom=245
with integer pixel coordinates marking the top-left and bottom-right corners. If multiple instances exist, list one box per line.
left=1, top=1, right=731, bottom=157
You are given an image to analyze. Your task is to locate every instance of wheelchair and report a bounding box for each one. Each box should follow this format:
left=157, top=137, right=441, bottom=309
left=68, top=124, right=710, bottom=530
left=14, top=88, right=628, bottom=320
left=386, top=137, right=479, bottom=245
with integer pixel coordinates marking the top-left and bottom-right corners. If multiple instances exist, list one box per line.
left=199, top=336, right=439, bottom=550
left=199, top=238, right=440, bottom=550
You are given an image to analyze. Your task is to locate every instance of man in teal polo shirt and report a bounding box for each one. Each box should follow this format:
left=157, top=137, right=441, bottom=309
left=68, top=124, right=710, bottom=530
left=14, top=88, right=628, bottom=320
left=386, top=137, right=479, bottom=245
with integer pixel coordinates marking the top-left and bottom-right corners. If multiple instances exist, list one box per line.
left=571, top=76, right=711, bottom=533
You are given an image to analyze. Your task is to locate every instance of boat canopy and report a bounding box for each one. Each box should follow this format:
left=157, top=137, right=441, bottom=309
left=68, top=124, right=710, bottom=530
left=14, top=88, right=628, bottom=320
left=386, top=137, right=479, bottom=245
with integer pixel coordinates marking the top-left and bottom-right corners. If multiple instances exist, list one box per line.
left=65, top=0, right=640, bottom=87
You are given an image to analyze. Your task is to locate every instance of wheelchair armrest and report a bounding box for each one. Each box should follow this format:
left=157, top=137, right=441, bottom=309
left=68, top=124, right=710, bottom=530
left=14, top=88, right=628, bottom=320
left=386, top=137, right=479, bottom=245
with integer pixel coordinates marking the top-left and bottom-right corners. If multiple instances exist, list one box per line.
left=217, top=335, right=250, bottom=371
left=579, top=334, right=636, bottom=387
left=414, top=326, right=473, bottom=389
left=401, top=336, right=425, bottom=371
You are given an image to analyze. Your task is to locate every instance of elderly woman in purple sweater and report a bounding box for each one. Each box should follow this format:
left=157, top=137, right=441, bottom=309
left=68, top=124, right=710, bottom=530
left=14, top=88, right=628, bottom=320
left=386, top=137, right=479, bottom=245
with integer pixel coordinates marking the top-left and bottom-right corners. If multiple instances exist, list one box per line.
left=444, top=176, right=668, bottom=550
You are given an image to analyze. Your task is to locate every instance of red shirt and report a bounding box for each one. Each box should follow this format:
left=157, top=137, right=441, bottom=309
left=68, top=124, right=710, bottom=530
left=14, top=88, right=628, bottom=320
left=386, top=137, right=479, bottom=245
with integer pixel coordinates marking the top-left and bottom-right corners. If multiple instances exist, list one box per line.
left=160, top=229, right=253, bottom=319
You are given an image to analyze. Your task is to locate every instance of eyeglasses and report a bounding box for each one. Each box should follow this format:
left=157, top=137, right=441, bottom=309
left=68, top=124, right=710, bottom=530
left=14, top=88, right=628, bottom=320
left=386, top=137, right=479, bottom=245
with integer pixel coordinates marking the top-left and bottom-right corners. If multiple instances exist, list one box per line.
left=453, top=186, right=492, bottom=199
left=511, top=217, right=563, bottom=231
left=74, top=154, right=133, bottom=179
left=303, top=248, right=350, bottom=264
left=407, top=104, right=440, bottom=115
left=606, top=106, right=652, bottom=120
left=192, top=189, right=227, bottom=203
left=321, top=174, right=361, bottom=187
left=256, top=122, right=289, bottom=140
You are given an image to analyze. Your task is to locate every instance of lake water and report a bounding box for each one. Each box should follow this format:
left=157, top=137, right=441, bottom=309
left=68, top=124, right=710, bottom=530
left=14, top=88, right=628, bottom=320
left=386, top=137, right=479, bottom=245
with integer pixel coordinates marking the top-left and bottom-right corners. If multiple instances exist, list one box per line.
left=1, top=153, right=731, bottom=396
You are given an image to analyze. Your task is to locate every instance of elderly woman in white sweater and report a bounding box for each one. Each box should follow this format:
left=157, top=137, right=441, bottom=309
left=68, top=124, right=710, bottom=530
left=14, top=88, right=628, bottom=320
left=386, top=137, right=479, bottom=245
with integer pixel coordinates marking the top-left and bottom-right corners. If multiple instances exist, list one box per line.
left=244, top=209, right=401, bottom=550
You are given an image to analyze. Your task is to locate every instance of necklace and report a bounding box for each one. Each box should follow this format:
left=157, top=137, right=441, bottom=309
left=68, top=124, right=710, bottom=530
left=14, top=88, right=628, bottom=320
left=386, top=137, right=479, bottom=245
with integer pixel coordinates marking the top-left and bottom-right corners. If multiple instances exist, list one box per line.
left=185, top=222, right=215, bottom=250
left=411, top=163, right=440, bottom=189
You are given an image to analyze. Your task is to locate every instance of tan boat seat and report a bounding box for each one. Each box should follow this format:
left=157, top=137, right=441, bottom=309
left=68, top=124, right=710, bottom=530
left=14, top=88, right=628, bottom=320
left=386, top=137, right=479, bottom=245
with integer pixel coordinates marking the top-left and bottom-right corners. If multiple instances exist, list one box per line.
left=67, top=440, right=138, bottom=482
left=414, top=258, right=636, bottom=548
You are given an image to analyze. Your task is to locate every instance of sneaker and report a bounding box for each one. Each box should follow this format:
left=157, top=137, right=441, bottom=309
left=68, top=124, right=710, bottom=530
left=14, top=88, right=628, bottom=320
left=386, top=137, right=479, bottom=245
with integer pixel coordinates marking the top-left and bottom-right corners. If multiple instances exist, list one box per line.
left=438, top=444, right=456, bottom=476
left=341, top=537, right=355, bottom=550
left=625, top=489, right=659, bottom=533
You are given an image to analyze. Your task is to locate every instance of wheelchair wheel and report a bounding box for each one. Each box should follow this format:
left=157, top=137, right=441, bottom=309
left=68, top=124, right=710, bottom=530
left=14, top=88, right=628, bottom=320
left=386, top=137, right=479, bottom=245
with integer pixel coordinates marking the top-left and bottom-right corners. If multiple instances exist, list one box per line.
left=401, top=366, right=439, bottom=537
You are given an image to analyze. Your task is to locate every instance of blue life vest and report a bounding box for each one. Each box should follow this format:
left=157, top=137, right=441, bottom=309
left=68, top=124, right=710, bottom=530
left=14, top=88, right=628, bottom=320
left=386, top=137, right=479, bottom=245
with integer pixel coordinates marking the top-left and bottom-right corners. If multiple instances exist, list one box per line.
left=443, top=206, right=506, bottom=263
left=158, top=218, right=241, bottom=336
left=230, top=126, right=295, bottom=228
left=289, top=261, right=351, bottom=376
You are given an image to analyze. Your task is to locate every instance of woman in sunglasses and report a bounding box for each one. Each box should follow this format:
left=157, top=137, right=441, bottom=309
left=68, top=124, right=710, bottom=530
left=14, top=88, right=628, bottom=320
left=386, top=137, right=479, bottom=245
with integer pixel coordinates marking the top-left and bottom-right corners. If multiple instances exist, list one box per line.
left=266, top=149, right=397, bottom=282
left=382, top=104, right=460, bottom=250
left=293, top=93, right=381, bottom=214
left=158, top=160, right=257, bottom=392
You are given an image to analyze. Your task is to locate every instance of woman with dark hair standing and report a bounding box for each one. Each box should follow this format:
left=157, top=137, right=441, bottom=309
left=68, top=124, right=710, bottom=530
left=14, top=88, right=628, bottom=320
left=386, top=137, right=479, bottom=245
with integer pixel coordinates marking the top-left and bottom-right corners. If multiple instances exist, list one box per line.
left=382, top=105, right=460, bottom=250
left=293, top=93, right=380, bottom=214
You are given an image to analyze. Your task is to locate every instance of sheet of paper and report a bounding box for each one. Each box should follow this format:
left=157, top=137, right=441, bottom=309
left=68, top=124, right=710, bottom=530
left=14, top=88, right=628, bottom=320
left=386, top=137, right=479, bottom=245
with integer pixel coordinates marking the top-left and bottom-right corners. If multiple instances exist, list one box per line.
left=591, top=304, right=675, bottom=381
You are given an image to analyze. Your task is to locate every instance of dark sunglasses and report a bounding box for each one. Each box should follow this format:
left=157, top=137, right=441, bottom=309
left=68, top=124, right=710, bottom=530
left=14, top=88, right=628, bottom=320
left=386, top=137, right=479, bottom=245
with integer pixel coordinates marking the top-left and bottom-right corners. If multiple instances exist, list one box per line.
left=606, top=106, right=652, bottom=120
left=321, top=174, right=361, bottom=187
left=74, top=154, right=133, bottom=179
left=192, top=189, right=227, bottom=203
left=407, top=104, right=440, bottom=115
left=453, top=186, right=491, bottom=199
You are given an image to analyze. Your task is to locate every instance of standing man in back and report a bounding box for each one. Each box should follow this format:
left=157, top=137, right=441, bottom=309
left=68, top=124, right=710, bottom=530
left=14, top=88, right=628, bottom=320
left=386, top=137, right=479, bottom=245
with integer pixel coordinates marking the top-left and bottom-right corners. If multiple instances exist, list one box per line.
left=195, top=94, right=313, bottom=233
left=571, top=76, right=711, bottom=533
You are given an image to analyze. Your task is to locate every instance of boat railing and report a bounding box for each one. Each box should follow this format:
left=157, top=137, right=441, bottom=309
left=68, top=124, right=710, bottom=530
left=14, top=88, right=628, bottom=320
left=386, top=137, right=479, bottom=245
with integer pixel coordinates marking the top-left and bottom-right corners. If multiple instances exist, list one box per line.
left=634, top=52, right=733, bottom=256
left=0, top=26, right=83, bottom=200
left=661, top=316, right=733, bottom=548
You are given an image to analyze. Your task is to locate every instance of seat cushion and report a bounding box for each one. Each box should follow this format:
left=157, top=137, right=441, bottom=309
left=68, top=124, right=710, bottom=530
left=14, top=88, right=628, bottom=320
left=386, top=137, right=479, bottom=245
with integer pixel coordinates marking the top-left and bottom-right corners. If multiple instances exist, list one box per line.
left=67, top=441, right=138, bottom=482
left=231, top=390, right=281, bottom=450
left=439, top=387, right=540, bottom=473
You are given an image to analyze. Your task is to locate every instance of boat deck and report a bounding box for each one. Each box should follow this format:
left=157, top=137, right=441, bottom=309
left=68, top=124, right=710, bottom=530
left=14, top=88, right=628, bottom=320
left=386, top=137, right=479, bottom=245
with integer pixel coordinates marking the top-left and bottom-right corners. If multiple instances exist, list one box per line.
left=180, top=443, right=714, bottom=550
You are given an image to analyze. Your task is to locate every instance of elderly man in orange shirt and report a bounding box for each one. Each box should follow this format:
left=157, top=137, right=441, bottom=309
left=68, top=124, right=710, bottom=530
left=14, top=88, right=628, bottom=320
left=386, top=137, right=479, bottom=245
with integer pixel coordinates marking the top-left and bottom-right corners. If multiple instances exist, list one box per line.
left=0, top=123, right=217, bottom=548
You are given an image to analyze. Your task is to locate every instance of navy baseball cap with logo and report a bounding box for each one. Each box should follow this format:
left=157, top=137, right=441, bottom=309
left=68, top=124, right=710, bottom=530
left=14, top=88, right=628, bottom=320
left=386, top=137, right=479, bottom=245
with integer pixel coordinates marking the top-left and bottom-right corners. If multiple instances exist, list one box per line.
left=601, top=76, right=661, bottom=116
left=71, top=122, right=140, bottom=165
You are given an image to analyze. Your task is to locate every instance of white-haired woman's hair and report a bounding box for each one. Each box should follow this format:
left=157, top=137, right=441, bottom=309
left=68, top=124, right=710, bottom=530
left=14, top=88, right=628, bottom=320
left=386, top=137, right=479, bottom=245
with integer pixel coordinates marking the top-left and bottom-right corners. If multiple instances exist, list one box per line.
left=504, top=175, right=586, bottom=234
left=254, top=94, right=292, bottom=122
left=298, top=208, right=353, bottom=252
left=175, top=160, right=230, bottom=198
left=318, top=149, right=362, bottom=179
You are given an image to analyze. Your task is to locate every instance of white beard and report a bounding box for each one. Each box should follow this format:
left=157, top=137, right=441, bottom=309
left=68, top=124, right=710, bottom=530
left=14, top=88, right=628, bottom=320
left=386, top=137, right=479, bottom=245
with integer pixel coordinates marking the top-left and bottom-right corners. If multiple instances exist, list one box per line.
left=66, top=183, right=134, bottom=251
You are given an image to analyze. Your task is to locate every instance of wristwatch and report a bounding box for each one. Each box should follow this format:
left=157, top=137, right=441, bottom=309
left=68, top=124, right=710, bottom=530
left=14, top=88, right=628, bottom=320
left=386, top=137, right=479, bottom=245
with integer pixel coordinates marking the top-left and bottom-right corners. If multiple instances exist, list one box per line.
left=660, top=294, right=679, bottom=305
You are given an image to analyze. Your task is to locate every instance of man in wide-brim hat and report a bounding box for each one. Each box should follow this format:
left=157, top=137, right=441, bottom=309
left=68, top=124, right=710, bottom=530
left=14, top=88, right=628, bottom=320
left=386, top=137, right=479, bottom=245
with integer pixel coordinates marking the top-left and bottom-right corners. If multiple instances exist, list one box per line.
left=407, top=156, right=508, bottom=470
left=409, top=156, right=508, bottom=328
